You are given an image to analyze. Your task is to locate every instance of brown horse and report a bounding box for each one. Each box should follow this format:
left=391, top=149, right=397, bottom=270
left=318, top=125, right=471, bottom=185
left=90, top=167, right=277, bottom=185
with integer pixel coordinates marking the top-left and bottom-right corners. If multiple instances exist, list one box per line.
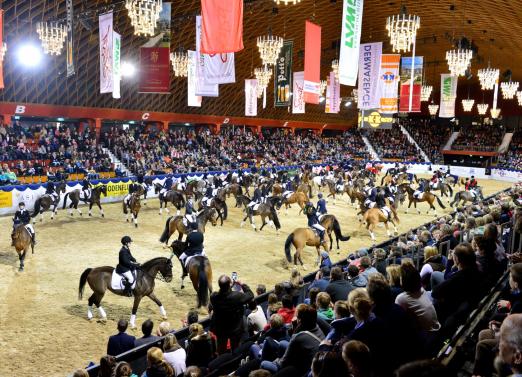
left=240, top=199, right=282, bottom=233
left=154, top=183, right=186, bottom=215
left=281, top=192, right=309, bottom=214
left=272, top=183, right=283, bottom=196
left=32, top=181, right=67, bottom=222
left=11, top=225, right=35, bottom=271
left=123, top=193, right=141, bottom=227
left=324, top=180, right=345, bottom=200
left=362, top=207, right=400, bottom=243
left=62, top=185, right=108, bottom=217
left=171, top=241, right=213, bottom=308
left=400, top=184, right=446, bottom=216
left=225, top=183, right=244, bottom=205
left=78, top=257, right=173, bottom=328
left=159, top=207, right=219, bottom=244
left=319, top=214, right=351, bottom=251
left=297, top=183, right=314, bottom=199
left=284, top=228, right=330, bottom=268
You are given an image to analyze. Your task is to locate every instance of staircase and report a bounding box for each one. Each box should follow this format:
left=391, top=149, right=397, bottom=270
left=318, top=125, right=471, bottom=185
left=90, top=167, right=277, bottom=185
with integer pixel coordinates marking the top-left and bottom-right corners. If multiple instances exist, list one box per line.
left=397, top=123, right=431, bottom=163
left=443, top=131, right=460, bottom=150
left=498, top=132, right=514, bottom=154
left=361, top=134, right=381, bottom=161
left=103, top=147, right=131, bottom=176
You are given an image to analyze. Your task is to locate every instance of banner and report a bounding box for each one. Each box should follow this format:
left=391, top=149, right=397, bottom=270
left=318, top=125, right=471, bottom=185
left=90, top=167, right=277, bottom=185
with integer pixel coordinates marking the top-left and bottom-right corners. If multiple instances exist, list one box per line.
left=378, top=54, right=400, bottom=113
left=358, top=109, right=394, bottom=129
left=157, top=2, right=171, bottom=47
left=339, top=0, right=364, bottom=86
left=325, top=76, right=331, bottom=113
left=138, top=47, right=171, bottom=93
left=99, top=12, right=114, bottom=94
left=0, top=190, right=12, bottom=208
left=357, top=42, right=382, bottom=110
left=195, top=16, right=219, bottom=97
left=399, top=56, right=423, bottom=112
left=304, top=21, right=321, bottom=104
left=0, top=10, right=4, bottom=89
left=187, top=51, right=202, bottom=107
left=201, top=0, right=244, bottom=54
left=112, top=32, right=121, bottom=99
left=203, top=53, right=235, bottom=84
left=274, top=40, right=293, bottom=107
left=439, top=74, right=458, bottom=118
left=325, top=72, right=341, bottom=113
left=245, top=79, right=258, bottom=116
left=292, top=71, right=305, bottom=114
left=66, top=0, right=75, bottom=77
left=104, top=180, right=133, bottom=197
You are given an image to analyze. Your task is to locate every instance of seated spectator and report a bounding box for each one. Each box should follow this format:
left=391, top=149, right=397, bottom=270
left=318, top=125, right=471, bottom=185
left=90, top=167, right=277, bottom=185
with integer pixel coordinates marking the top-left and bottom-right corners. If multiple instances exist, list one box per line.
left=142, top=347, right=174, bottom=377
left=184, top=366, right=202, bottom=377
left=419, top=246, right=445, bottom=290
left=372, top=248, right=388, bottom=275
left=326, top=300, right=355, bottom=344
left=72, top=369, right=89, bottom=377
left=266, top=293, right=282, bottom=318
left=326, top=266, right=354, bottom=303
left=157, top=322, right=172, bottom=337
left=163, top=333, right=186, bottom=377
left=113, top=362, right=138, bottom=377
left=359, top=256, right=378, bottom=283
left=107, top=319, right=136, bottom=356
left=98, top=355, right=116, bottom=377
left=386, top=264, right=403, bottom=299
left=135, top=319, right=160, bottom=347
left=342, top=340, right=373, bottom=377
left=256, top=284, right=267, bottom=296
left=316, top=292, right=334, bottom=322
left=311, top=350, right=350, bottom=377
left=182, top=309, right=199, bottom=328
left=306, top=287, right=321, bottom=308
left=277, top=294, right=296, bottom=325
left=249, top=313, right=290, bottom=363
left=186, top=323, right=215, bottom=368
left=308, top=267, right=331, bottom=293
left=497, top=313, right=522, bottom=376
left=347, top=264, right=367, bottom=288
left=247, top=300, right=268, bottom=334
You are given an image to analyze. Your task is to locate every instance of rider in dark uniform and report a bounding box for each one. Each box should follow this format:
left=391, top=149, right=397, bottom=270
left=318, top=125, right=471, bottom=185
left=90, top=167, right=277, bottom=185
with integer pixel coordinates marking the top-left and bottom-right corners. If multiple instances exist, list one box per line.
left=82, top=177, right=92, bottom=200
left=179, top=226, right=205, bottom=277
left=248, top=186, right=263, bottom=210
left=185, top=195, right=198, bottom=226
left=306, top=203, right=326, bottom=246
left=46, top=181, right=55, bottom=195
left=12, top=202, right=35, bottom=244
left=115, top=236, right=140, bottom=297
left=317, top=193, right=327, bottom=215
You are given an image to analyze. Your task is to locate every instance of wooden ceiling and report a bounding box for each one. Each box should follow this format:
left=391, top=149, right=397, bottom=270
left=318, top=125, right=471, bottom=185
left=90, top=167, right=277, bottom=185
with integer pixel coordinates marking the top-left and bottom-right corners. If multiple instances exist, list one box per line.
left=1, top=0, right=521, bottom=124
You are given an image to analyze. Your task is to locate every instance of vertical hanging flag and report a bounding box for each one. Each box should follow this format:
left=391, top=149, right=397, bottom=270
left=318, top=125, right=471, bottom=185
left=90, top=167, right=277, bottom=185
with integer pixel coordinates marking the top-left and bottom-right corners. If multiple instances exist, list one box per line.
left=203, top=52, right=235, bottom=84
left=304, top=21, right=321, bottom=104
left=245, top=79, right=258, bottom=116
left=293, top=71, right=305, bottom=114
left=339, top=0, right=364, bottom=86
left=200, top=0, right=244, bottom=54
left=66, top=0, right=75, bottom=77
left=112, top=32, right=121, bottom=99
left=187, top=50, right=202, bottom=107
left=274, top=40, right=293, bottom=107
left=138, top=48, right=171, bottom=93
left=439, top=74, right=458, bottom=118
left=157, top=3, right=171, bottom=47
left=0, top=9, right=4, bottom=89
left=357, top=42, right=382, bottom=110
left=99, top=12, right=114, bottom=94
left=325, top=76, right=332, bottom=113
left=195, top=16, right=219, bottom=97
left=330, top=71, right=341, bottom=113
left=399, top=56, right=423, bottom=112
left=378, top=54, right=400, bottom=114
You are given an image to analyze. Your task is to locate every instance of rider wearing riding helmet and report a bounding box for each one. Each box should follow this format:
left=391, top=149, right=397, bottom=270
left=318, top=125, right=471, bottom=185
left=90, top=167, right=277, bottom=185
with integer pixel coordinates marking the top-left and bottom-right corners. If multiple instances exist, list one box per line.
left=116, top=236, right=140, bottom=297
left=317, top=193, right=327, bottom=215
left=248, top=185, right=263, bottom=209
left=12, top=202, right=35, bottom=245
left=82, top=176, right=92, bottom=200
left=185, top=194, right=198, bottom=226
left=179, top=224, right=205, bottom=277
left=414, top=180, right=427, bottom=199
left=202, top=186, right=214, bottom=207
left=161, top=176, right=173, bottom=196
left=305, top=202, right=326, bottom=246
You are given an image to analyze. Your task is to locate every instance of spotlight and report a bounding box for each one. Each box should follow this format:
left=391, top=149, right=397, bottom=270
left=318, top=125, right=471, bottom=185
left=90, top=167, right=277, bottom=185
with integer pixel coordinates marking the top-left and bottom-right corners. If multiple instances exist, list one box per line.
left=16, top=44, right=43, bottom=68
left=345, top=101, right=352, bottom=107
left=121, top=62, right=136, bottom=77
left=319, top=96, right=325, bottom=103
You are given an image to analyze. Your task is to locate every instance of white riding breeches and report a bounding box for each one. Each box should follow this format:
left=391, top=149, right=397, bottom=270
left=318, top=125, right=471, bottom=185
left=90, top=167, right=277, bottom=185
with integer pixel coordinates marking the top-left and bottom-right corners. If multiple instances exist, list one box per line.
left=160, top=188, right=168, bottom=196
left=25, top=224, right=35, bottom=234
left=312, top=224, right=325, bottom=232
left=122, top=270, right=134, bottom=284
left=365, top=199, right=376, bottom=208
left=413, top=190, right=423, bottom=199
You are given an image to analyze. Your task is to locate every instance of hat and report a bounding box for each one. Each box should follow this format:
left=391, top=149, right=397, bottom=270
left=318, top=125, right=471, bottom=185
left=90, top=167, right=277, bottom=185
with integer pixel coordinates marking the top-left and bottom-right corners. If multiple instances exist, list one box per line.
left=356, top=248, right=368, bottom=257
left=321, top=251, right=330, bottom=258
left=121, top=236, right=132, bottom=245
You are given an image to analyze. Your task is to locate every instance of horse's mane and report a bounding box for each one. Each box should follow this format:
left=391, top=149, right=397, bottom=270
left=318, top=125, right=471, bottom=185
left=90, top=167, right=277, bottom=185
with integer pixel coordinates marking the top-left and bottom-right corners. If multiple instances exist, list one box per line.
left=141, top=256, right=168, bottom=269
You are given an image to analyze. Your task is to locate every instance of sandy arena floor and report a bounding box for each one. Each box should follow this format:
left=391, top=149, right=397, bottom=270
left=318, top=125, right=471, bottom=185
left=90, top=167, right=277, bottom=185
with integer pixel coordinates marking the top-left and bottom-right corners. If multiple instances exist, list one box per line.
left=0, top=175, right=513, bottom=376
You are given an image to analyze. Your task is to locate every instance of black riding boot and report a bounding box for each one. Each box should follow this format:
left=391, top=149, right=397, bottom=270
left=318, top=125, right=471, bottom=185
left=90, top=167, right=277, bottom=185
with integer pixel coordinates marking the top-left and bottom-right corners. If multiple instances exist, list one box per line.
left=11, top=232, right=15, bottom=246
left=123, top=280, right=133, bottom=297
left=180, top=259, right=188, bottom=278
left=31, top=232, right=36, bottom=245
left=319, top=231, right=327, bottom=246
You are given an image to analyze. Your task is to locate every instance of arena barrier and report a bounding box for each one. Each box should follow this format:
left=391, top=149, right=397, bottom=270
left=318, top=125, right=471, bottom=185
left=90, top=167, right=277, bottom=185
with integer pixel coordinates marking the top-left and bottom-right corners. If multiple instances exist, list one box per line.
left=1, top=162, right=521, bottom=216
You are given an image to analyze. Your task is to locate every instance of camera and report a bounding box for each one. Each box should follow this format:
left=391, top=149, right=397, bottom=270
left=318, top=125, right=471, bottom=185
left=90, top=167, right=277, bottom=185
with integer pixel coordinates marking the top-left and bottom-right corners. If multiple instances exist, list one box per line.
left=231, top=272, right=238, bottom=282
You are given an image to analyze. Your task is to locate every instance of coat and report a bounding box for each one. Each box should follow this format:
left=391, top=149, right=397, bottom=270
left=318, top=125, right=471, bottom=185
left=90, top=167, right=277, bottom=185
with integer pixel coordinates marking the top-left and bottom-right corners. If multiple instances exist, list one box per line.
left=277, top=326, right=324, bottom=374
left=13, top=209, right=31, bottom=225
left=326, top=279, right=354, bottom=303
left=209, top=284, right=254, bottom=336
left=107, top=332, right=136, bottom=356
left=116, top=246, right=137, bottom=274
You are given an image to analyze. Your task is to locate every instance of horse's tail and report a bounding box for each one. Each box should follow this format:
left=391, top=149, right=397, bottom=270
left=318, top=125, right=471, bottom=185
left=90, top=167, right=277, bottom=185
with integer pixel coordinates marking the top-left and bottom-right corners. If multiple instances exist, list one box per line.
left=414, top=174, right=419, bottom=183
left=32, top=198, right=41, bottom=217
left=221, top=200, right=228, bottom=220
left=197, top=259, right=209, bottom=307
left=284, top=233, right=294, bottom=262
left=62, top=193, right=70, bottom=209
left=450, top=192, right=460, bottom=207
left=447, top=183, right=453, bottom=197
left=380, top=175, right=385, bottom=185
left=434, top=194, right=446, bottom=209
left=238, top=185, right=243, bottom=195
left=270, top=206, right=281, bottom=230
left=308, top=184, right=313, bottom=198
left=159, top=217, right=172, bottom=244
left=332, top=217, right=350, bottom=241
left=78, top=268, right=92, bottom=300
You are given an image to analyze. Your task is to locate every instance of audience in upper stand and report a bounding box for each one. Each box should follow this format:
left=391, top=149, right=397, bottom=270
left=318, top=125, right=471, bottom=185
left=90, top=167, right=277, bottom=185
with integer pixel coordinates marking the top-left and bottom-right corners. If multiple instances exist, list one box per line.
left=401, top=118, right=452, bottom=163
left=452, top=124, right=504, bottom=152
left=498, top=129, right=522, bottom=170
left=363, top=123, right=421, bottom=162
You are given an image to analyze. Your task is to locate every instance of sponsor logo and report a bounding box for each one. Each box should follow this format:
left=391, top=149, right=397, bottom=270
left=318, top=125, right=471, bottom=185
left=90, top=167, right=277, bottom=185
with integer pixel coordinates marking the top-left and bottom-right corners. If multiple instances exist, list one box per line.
left=359, top=111, right=393, bottom=129
left=382, top=71, right=396, bottom=83
left=344, top=0, right=357, bottom=48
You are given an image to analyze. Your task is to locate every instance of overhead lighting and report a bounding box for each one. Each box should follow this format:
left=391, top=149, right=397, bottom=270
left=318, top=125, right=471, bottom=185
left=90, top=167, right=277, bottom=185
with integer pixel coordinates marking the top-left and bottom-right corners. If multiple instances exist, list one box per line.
left=352, top=88, right=358, bottom=104
left=184, top=123, right=190, bottom=126
left=428, top=103, right=439, bottom=116
left=490, top=108, right=501, bottom=119
left=1, top=43, right=6, bottom=62
left=516, top=91, right=522, bottom=106
left=386, top=11, right=420, bottom=53
left=501, top=81, right=519, bottom=99
left=345, top=101, right=352, bottom=107
left=461, top=99, right=474, bottom=112
left=331, top=60, right=339, bottom=80
left=477, top=67, right=499, bottom=90
left=477, top=103, right=488, bottom=115
left=121, top=61, right=136, bottom=77
left=16, top=44, right=43, bottom=68
left=36, top=22, right=67, bottom=55
left=319, top=96, right=325, bottom=103
left=274, top=0, right=301, bottom=4
left=254, top=66, right=272, bottom=98
left=446, top=49, right=473, bottom=77
left=421, top=85, right=433, bottom=102
left=320, top=80, right=327, bottom=96
left=257, top=35, right=283, bottom=66
left=125, top=0, right=162, bottom=36
left=170, top=51, right=189, bottom=77
left=57, top=117, right=65, bottom=121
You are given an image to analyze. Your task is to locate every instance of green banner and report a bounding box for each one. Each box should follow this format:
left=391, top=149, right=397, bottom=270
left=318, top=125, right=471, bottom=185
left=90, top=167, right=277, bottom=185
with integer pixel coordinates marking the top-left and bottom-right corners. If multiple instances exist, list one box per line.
left=274, top=40, right=293, bottom=107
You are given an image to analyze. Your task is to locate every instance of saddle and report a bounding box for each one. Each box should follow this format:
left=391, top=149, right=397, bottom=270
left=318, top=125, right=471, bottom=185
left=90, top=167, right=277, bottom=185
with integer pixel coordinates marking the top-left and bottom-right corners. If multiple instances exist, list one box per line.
left=184, top=252, right=207, bottom=268
left=380, top=206, right=391, bottom=220
left=111, top=270, right=137, bottom=291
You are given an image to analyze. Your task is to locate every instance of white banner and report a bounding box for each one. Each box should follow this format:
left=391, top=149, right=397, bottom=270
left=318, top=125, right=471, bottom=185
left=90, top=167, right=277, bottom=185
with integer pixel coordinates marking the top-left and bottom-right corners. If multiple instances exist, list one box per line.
left=195, top=16, right=219, bottom=97
left=112, top=32, right=121, bottom=99
left=358, top=42, right=382, bottom=110
left=245, top=79, right=257, bottom=116
left=329, top=71, right=340, bottom=113
left=292, top=71, right=305, bottom=114
left=439, top=74, right=458, bottom=118
left=99, top=12, right=114, bottom=94
left=204, top=53, right=235, bottom=84
left=378, top=54, right=400, bottom=113
left=188, top=50, right=202, bottom=107
left=339, top=0, right=364, bottom=86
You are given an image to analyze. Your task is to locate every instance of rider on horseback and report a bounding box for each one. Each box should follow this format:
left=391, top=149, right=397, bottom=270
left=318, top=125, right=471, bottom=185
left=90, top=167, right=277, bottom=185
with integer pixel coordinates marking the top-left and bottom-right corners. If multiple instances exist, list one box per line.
left=430, top=173, right=439, bottom=189
left=82, top=177, right=92, bottom=201
left=466, top=176, right=478, bottom=197
left=160, top=176, right=173, bottom=198
left=179, top=224, right=206, bottom=278
left=202, top=186, right=214, bottom=207
left=282, top=180, right=293, bottom=198
left=46, top=181, right=59, bottom=202
left=12, top=202, right=36, bottom=245
left=116, top=236, right=140, bottom=297
left=305, top=202, right=326, bottom=246
left=184, top=195, right=198, bottom=227
left=317, top=193, right=327, bottom=215
left=364, top=187, right=378, bottom=209
left=414, top=180, right=427, bottom=199
left=248, top=186, right=263, bottom=211
left=336, top=176, right=344, bottom=192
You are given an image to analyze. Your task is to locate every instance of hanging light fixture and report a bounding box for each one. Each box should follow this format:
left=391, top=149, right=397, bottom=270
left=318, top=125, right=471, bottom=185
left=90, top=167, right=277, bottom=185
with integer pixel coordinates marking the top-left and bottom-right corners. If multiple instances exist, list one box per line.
left=352, top=88, right=358, bottom=104
left=490, top=108, right=501, bottom=119
left=257, top=34, right=283, bottom=66
left=332, top=60, right=339, bottom=80
left=477, top=67, right=499, bottom=90
left=477, top=103, right=488, bottom=115
left=170, top=51, right=189, bottom=77
left=255, top=66, right=273, bottom=98
left=36, top=22, right=67, bottom=55
left=516, top=91, right=522, bottom=106
left=125, top=0, right=163, bottom=37
left=446, top=48, right=473, bottom=77
left=501, top=80, right=519, bottom=99
left=386, top=7, right=420, bottom=53
left=428, top=103, right=439, bottom=116
left=421, top=85, right=433, bottom=102
left=320, top=80, right=327, bottom=96
left=1, top=43, right=6, bottom=61
left=461, top=99, right=474, bottom=112
left=273, top=0, right=301, bottom=4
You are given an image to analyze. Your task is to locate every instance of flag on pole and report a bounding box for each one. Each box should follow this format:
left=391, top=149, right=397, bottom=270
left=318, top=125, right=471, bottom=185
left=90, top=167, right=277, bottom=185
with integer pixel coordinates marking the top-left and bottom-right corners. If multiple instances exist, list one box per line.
left=200, top=0, right=244, bottom=54
left=304, top=21, right=321, bottom=104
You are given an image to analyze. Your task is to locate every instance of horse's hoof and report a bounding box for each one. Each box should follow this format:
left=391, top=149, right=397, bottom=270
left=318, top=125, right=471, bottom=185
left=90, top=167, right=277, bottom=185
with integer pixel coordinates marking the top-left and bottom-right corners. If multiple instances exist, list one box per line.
left=126, top=219, right=129, bottom=222
left=102, top=214, right=105, bottom=218
left=18, top=267, right=24, bottom=272
left=181, top=285, right=185, bottom=289
left=302, top=265, right=307, bottom=271
left=89, top=214, right=92, bottom=217
left=135, top=224, right=138, bottom=228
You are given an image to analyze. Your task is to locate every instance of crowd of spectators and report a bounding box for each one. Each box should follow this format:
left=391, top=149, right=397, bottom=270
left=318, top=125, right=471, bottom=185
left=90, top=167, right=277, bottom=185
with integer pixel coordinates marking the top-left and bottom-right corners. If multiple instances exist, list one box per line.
left=75, top=190, right=522, bottom=377
left=452, top=124, right=504, bottom=152
left=401, top=119, right=452, bottom=163
left=363, top=123, right=421, bottom=162
left=498, top=130, right=522, bottom=170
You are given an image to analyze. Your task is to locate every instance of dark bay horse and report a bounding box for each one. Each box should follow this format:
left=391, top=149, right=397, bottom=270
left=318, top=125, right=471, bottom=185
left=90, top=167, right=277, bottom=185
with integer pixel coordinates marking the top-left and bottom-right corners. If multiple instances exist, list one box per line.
left=159, top=207, right=219, bottom=244
left=154, top=183, right=186, bottom=215
left=11, top=225, right=35, bottom=271
left=400, top=184, right=446, bottom=216
left=62, top=185, right=108, bottom=217
left=123, top=193, right=141, bottom=227
left=32, top=181, right=67, bottom=222
left=170, top=241, right=213, bottom=308
left=197, top=196, right=227, bottom=223
left=319, top=214, right=351, bottom=251
left=78, top=257, right=173, bottom=328
left=129, top=179, right=152, bottom=205
left=241, top=201, right=282, bottom=233
left=450, top=187, right=484, bottom=208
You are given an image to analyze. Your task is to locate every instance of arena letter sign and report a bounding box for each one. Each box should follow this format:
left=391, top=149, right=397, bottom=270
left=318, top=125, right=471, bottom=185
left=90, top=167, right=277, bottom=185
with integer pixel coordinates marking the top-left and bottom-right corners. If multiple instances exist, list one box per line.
left=339, top=0, right=364, bottom=86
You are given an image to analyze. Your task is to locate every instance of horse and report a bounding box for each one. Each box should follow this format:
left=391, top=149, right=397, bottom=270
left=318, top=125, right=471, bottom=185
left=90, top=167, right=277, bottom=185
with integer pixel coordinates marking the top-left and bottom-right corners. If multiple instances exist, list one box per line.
left=62, top=185, right=107, bottom=217
left=450, top=187, right=484, bottom=208
left=159, top=207, right=220, bottom=244
left=225, top=183, right=244, bottom=204
left=78, top=257, right=173, bottom=328
left=240, top=174, right=254, bottom=196
left=11, top=225, right=35, bottom=271
left=272, top=183, right=283, bottom=196
left=284, top=227, right=330, bottom=268
left=185, top=179, right=206, bottom=196
left=362, top=206, right=400, bottom=243
left=170, top=241, right=213, bottom=308
left=424, top=180, right=454, bottom=202
left=154, top=184, right=186, bottom=215
left=129, top=180, right=151, bottom=205
left=324, top=180, right=344, bottom=201
left=32, top=181, right=67, bottom=222
left=297, top=183, right=313, bottom=199
left=241, top=201, right=282, bottom=233
left=281, top=192, right=309, bottom=214
left=123, top=193, right=141, bottom=227
left=235, top=194, right=252, bottom=211
left=400, top=184, right=446, bottom=216
left=319, top=214, right=351, bottom=251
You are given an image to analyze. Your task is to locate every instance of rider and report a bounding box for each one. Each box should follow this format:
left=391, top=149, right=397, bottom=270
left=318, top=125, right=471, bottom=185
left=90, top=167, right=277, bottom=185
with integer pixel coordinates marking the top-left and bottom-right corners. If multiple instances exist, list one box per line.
left=82, top=176, right=92, bottom=201
left=116, top=236, right=140, bottom=297
left=202, top=186, right=214, bottom=207
left=413, top=180, right=427, bottom=200
left=45, top=181, right=59, bottom=202
left=160, top=176, right=173, bottom=198
left=184, top=195, right=198, bottom=227
left=306, top=203, right=326, bottom=247
left=336, top=176, right=344, bottom=192
left=248, top=185, right=263, bottom=210
left=12, top=202, right=36, bottom=245
left=430, top=172, right=439, bottom=189
left=178, top=224, right=206, bottom=277
left=317, top=193, right=327, bottom=215
left=375, top=190, right=392, bottom=220
left=466, top=176, right=478, bottom=197
left=364, top=187, right=378, bottom=209
left=282, top=180, right=293, bottom=198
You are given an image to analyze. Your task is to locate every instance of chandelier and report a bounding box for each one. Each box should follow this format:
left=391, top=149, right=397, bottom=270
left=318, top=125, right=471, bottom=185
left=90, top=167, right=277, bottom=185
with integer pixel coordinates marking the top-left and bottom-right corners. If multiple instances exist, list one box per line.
left=461, top=99, right=474, bottom=112
left=428, top=104, right=439, bottom=116
left=421, top=85, right=433, bottom=102
left=1, top=43, right=6, bottom=62
left=477, top=103, right=488, bottom=115
left=516, top=91, right=522, bottom=106
left=477, top=68, right=499, bottom=90
left=386, top=13, right=420, bottom=53
left=255, top=66, right=272, bottom=98
left=490, top=108, right=501, bottom=119
left=501, top=81, right=519, bottom=99
left=332, top=60, right=339, bottom=80
left=274, top=0, right=301, bottom=4
left=352, top=88, right=358, bottom=103
left=320, top=80, right=327, bottom=96
left=257, top=35, right=283, bottom=66
left=170, top=51, right=189, bottom=77
left=125, top=0, right=162, bottom=36
left=36, top=22, right=67, bottom=55
left=446, top=49, right=473, bottom=77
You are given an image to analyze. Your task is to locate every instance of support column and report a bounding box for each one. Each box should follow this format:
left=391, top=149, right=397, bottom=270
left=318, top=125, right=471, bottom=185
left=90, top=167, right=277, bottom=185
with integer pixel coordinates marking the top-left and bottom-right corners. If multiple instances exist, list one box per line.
left=94, top=118, right=102, bottom=141
left=161, top=121, right=169, bottom=133
left=2, top=114, right=12, bottom=126
left=255, top=125, right=262, bottom=135
left=213, top=124, right=221, bottom=135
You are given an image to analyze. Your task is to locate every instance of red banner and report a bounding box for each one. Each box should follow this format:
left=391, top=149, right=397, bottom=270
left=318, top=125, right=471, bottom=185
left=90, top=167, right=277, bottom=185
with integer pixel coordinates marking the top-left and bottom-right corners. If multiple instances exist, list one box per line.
left=139, top=47, right=170, bottom=93
left=399, top=83, right=421, bottom=112
left=304, top=21, right=321, bottom=104
left=200, top=0, right=244, bottom=54
left=0, top=10, right=4, bottom=89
